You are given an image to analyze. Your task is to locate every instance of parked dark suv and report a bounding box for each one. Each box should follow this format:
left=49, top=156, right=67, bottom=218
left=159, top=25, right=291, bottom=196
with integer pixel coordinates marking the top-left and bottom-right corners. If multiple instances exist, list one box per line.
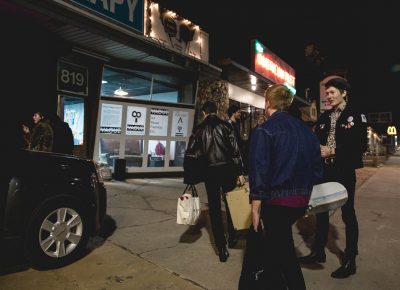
left=0, top=149, right=107, bottom=270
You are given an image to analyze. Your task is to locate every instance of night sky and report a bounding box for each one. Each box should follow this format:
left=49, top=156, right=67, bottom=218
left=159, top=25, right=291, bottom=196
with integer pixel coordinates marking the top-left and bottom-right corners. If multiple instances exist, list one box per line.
left=157, top=0, right=400, bottom=131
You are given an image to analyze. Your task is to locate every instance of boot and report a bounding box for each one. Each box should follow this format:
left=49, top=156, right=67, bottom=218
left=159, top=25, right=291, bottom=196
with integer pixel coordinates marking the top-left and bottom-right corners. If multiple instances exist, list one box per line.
left=331, top=257, right=356, bottom=278
left=298, top=249, right=326, bottom=264
left=228, top=233, right=238, bottom=249
left=218, top=246, right=230, bottom=262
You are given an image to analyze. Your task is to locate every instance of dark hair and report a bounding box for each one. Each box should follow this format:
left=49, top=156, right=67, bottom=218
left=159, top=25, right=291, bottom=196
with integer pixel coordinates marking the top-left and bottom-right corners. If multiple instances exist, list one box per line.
left=324, top=77, right=351, bottom=93
left=228, top=104, right=240, bottom=117
left=202, top=101, right=217, bottom=114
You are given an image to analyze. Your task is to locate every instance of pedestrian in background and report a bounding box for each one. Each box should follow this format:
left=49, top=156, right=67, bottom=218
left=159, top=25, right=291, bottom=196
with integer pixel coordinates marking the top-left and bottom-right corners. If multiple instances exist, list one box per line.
left=22, top=111, right=53, bottom=152
left=193, top=101, right=245, bottom=262
left=49, top=114, right=74, bottom=155
left=240, top=84, right=322, bottom=289
left=227, top=104, right=243, bottom=154
left=298, top=77, right=368, bottom=279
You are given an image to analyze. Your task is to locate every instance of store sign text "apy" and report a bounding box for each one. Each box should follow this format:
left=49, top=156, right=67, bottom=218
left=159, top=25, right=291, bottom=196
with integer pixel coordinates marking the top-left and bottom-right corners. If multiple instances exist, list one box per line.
left=64, top=0, right=144, bottom=32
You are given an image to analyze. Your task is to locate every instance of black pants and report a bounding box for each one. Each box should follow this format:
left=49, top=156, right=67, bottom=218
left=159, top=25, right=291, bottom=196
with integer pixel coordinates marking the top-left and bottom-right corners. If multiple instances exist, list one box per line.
left=314, top=164, right=358, bottom=258
left=239, top=205, right=307, bottom=290
left=204, top=165, right=236, bottom=250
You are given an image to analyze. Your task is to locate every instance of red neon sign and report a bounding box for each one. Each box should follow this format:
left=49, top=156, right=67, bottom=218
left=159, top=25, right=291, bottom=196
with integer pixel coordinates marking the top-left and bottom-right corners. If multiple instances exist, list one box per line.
left=252, top=40, right=295, bottom=87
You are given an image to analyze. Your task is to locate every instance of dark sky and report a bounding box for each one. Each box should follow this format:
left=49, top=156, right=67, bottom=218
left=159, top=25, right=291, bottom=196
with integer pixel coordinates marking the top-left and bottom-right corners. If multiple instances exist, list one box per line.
left=157, top=0, right=400, bottom=129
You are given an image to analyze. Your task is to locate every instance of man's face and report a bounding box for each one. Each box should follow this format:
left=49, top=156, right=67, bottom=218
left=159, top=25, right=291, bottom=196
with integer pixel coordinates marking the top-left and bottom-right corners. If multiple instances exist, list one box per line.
left=325, top=86, right=346, bottom=108
left=257, top=114, right=266, bottom=125
left=233, top=110, right=241, bottom=120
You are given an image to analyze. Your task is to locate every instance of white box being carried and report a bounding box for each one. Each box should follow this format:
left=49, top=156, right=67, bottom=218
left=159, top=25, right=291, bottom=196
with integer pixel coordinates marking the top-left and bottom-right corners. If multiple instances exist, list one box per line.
left=307, top=182, right=348, bottom=214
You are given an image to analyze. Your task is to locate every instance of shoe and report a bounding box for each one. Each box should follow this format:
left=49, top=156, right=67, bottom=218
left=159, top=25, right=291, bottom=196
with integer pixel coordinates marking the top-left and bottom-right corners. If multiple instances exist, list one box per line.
left=298, top=251, right=326, bottom=264
left=228, top=237, right=238, bottom=248
left=218, top=247, right=230, bottom=262
left=331, top=258, right=356, bottom=278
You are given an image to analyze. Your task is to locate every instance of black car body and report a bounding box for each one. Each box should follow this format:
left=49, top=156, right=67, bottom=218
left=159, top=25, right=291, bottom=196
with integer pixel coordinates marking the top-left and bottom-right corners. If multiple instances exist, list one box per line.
left=0, top=149, right=107, bottom=270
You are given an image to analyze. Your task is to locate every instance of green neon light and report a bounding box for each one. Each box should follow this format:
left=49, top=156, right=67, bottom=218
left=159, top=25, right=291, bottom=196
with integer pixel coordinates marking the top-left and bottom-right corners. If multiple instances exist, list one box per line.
left=284, top=83, right=297, bottom=95
left=255, top=40, right=264, bottom=53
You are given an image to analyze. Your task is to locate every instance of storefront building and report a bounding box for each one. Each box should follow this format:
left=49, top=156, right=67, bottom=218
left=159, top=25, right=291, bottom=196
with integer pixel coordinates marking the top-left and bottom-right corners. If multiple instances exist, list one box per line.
left=3, top=0, right=220, bottom=175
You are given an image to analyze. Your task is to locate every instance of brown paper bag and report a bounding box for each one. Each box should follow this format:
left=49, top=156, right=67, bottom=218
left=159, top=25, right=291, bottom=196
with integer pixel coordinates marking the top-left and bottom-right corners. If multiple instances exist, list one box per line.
left=225, top=182, right=252, bottom=230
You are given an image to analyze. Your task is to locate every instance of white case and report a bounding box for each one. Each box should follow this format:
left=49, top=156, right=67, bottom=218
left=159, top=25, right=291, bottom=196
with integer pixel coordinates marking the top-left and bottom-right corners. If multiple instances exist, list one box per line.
left=307, top=182, right=348, bottom=214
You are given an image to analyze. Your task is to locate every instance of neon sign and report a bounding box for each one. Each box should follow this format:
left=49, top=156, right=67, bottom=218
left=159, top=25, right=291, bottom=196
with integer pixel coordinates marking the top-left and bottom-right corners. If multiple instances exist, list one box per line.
left=252, top=40, right=295, bottom=87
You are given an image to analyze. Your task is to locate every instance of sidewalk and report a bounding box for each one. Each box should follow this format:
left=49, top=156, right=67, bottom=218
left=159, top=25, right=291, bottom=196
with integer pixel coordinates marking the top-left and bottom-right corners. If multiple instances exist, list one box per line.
left=101, top=158, right=400, bottom=290
left=1, top=156, right=399, bottom=289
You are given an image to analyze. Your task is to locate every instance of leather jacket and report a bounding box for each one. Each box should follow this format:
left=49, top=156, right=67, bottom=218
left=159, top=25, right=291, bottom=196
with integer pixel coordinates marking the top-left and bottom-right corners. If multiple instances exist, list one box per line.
left=315, top=105, right=368, bottom=170
left=193, top=114, right=244, bottom=174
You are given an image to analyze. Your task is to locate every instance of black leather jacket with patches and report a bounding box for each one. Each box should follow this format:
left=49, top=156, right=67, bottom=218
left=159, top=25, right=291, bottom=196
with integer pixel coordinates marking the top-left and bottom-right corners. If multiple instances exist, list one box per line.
left=315, top=105, right=368, bottom=169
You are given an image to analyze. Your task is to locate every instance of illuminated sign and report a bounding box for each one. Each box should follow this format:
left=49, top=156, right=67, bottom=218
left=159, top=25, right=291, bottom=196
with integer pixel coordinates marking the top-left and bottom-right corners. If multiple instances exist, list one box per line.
left=56, top=0, right=144, bottom=32
left=144, top=1, right=209, bottom=62
left=387, top=126, right=397, bottom=135
left=252, top=40, right=295, bottom=87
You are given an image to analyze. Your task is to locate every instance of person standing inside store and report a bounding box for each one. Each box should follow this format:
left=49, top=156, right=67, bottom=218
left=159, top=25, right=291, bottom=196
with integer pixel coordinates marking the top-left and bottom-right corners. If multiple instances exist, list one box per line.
left=22, top=111, right=53, bottom=152
left=193, top=101, right=245, bottom=262
left=241, top=84, right=322, bottom=289
left=298, top=77, right=368, bottom=279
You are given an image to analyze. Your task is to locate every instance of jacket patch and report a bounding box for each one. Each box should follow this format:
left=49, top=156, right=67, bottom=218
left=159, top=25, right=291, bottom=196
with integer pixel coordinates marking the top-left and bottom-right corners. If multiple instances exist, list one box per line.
left=361, top=114, right=367, bottom=123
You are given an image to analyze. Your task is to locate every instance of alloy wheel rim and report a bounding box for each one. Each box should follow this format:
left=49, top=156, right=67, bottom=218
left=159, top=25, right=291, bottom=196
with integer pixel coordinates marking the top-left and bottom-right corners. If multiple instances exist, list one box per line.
left=39, top=207, right=83, bottom=258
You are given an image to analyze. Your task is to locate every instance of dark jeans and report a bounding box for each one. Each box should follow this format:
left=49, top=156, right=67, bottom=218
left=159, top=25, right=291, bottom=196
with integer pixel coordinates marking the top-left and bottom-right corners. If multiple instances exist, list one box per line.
left=314, top=164, right=359, bottom=258
left=239, top=204, right=307, bottom=290
left=204, top=165, right=236, bottom=250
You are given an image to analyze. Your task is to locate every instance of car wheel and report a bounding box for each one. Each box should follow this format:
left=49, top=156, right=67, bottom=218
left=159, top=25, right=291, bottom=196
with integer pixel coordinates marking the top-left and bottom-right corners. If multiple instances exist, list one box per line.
left=25, top=197, right=90, bottom=269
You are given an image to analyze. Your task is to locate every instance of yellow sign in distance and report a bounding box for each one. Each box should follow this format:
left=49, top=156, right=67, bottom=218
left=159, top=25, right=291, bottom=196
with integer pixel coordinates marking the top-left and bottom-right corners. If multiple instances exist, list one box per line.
left=387, top=126, right=397, bottom=135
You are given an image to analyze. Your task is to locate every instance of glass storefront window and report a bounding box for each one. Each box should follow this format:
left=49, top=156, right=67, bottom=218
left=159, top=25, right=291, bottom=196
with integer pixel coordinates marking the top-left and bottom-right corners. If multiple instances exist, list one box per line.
left=63, top=96, right=84, bottom=145
left=169, top=141, right=186, bottom=167
left=125, top=139, right=144, bottom=167
left=101, top=66, right=194, bottom=105
left=147, top=140, right=166, bottom=167
left=99, top=138, right=120, bottom=167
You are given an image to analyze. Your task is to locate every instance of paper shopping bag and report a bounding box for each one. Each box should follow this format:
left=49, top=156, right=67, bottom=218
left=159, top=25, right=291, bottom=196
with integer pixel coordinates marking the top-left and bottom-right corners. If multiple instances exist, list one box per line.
left=225, top=182, right=252, bottom=230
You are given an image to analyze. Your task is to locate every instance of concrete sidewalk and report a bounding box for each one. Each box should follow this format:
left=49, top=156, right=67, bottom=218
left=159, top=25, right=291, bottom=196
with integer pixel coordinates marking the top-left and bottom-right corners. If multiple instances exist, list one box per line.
left=1, top=155, right=399, bottom=289
left=101, top=158, right=400, bottom=290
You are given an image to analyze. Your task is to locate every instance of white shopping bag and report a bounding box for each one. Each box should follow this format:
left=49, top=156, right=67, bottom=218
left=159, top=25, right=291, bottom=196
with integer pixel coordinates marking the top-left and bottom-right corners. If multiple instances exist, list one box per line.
left=177, top=185, right=201, bottom=225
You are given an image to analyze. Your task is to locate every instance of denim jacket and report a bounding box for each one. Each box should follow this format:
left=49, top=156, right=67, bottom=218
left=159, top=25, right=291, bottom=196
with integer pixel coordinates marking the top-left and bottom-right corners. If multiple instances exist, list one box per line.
left=249, top=111, right=323, bottom=201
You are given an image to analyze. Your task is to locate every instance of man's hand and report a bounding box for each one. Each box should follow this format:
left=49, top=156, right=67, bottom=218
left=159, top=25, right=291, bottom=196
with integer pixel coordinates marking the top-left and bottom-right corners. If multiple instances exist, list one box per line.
left=237, top=175, right=245, bottom=186
left=251, top=200, right=261, bottom=232
left=320, top=145, right=330, bottom=158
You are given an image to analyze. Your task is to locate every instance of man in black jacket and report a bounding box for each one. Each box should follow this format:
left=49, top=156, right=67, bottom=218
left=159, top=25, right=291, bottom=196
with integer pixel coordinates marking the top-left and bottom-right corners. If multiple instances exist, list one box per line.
left=194, top=101, right=245, bottom=262
left=298, top=77, right=368, bottom=279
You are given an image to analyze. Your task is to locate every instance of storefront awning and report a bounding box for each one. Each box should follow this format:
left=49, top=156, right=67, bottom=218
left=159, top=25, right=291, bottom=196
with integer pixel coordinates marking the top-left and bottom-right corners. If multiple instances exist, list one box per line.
left=8, top=0, right=217, bottom=77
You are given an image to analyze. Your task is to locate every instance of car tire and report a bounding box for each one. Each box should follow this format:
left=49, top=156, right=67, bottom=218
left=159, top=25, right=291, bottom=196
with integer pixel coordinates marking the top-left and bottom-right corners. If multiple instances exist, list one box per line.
left=25, top=196, right=90, bottom=269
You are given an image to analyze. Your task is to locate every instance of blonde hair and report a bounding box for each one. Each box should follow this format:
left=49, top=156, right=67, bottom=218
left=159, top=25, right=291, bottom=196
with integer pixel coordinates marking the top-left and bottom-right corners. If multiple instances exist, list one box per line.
left=264, top=84, right=294, bottom=111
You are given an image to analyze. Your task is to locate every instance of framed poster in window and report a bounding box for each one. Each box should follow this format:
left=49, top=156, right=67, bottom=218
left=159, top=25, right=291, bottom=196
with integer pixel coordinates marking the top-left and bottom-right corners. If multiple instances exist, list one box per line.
left=100, top=103, right=123, bottom=134
left=149, top=108, right=169, bottom=136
